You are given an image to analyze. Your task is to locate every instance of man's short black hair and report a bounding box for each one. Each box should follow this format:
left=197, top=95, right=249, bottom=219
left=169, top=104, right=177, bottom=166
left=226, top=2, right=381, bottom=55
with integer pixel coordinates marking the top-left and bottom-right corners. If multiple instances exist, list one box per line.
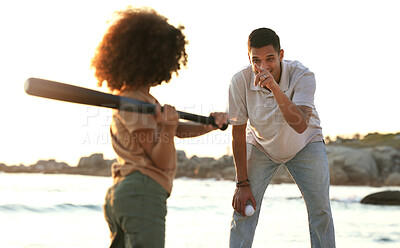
left=248, top=28, right=281, bottom=53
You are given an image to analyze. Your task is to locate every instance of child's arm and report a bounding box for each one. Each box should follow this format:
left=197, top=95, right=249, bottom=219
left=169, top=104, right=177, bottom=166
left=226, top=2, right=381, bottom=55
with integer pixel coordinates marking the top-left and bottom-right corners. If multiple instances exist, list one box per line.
left=134, top=105, right=179, bottom=171
left=175, top=112, right=228, bottom=138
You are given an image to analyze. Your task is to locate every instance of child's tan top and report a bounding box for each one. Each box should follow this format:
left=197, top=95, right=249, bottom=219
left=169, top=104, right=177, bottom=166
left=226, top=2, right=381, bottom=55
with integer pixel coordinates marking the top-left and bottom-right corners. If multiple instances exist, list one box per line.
left=110, top=90, right=177, bottom=194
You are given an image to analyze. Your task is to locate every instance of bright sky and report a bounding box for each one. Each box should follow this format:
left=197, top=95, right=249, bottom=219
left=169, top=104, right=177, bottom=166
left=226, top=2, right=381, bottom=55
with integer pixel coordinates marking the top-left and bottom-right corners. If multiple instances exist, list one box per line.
left=1, top=0, right=399, bottom=166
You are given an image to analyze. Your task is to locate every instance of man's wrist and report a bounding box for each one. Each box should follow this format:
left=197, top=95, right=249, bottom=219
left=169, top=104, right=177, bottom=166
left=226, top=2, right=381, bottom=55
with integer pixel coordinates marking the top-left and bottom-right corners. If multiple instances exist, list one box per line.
left=237, top=183, right=250, bottom=188
left=236, top=178, right=250, bottom=187
left=269, top=82, right=280, bottom=92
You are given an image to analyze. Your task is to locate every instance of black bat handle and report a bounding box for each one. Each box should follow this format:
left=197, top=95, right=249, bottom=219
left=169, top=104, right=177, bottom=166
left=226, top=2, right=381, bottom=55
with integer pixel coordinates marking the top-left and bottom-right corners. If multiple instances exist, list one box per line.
left=177, top=111, right=229, bottom=131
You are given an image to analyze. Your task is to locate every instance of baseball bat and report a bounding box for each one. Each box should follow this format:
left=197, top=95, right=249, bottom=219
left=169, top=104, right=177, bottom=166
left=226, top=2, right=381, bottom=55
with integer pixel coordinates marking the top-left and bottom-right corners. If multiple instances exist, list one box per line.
left=24, top=77, right=228, bottom=130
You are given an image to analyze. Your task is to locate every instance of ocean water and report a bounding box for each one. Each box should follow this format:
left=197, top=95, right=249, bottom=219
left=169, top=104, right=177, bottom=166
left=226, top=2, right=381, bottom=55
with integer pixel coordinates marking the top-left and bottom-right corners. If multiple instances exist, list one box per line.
left=0, top=173, right=399, bottom=248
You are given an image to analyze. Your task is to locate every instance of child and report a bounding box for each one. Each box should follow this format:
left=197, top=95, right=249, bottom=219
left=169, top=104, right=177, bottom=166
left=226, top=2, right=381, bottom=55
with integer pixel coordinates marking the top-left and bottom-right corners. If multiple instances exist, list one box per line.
left=91, top=7, right=227, bottom=248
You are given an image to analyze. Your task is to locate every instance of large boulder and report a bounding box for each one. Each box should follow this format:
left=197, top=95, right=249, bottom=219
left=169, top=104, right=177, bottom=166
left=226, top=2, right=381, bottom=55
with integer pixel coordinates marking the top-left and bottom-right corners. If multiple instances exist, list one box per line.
left=77, top=153, right=106, bottom=168
left=175, top=154, right=216, bottom=178
left=210, top=155, right=235, bottom=180
left=189, top=156, right=214, bottom=178
left=76, top=153, right=112, bottom=176
left=176, top=150, right=188, bottom=163
left=327, top=146, right=379, bottom=185
left=384, top=173, right=400, bottom=186
left=360, top=190, right=400, bottom=205
left=176, top=150, right=191, bottom=177
left=212, top=155, right=234, bottom=170
left=329, top=165, right=349, bottom=185
left=105, top=159, right=117, bottom=168
left=193, top=162, right=213, bottom=178
left=221, top=166, right=236, bottom=181
left=368, top=146, right=400, bottom=179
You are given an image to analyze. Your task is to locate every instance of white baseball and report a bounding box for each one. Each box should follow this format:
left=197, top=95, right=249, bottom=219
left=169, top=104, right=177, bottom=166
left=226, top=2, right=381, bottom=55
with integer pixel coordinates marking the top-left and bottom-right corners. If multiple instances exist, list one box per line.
left=245, top=205, right=255, bottom=216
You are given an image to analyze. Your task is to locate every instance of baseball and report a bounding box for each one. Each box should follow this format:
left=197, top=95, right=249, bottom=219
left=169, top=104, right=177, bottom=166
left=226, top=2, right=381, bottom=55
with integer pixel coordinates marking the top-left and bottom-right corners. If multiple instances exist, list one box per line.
left=245, top=204, right=255, bottom=216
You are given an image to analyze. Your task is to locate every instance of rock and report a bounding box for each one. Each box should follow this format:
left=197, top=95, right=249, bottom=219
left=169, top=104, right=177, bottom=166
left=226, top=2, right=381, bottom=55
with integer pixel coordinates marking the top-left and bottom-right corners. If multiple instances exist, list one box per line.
left=0, top=154, right=108, bottom=177
left=327, top=146, right=378, bottom=185
left=213, top=155, right=234, bottom=170
left=360, top=190, right=400, bottom=205
left=222, top=167, right=236, bottom=181
left=384, top=173, right=400, bottom=186
left=32, top=159, right=71, bottom=172
left=177, top=159, right=196, bottom=178
left=77, top=153, right=106, bottom=168
left=205, top=155, right=235, bottom=181
left=189, top=155, right=215, bottom=165
left=330, top=166, right=349, bottom=185
left=373, top=146, right=400, bottom=156
left=394, top=159, right=400, bottom=172
left=343, top=152, right=378, bottom=184
left=193, top=162, right=214, bottom=178
left=369, top=146, right=400, bottom=179
left=206, top=169, right=224, bottom=180
left=177, top=150, right=188, bottom=163
left=105, top=159, right=117, bottom=168
left=73, top=153, right=112, bottom=176
left=177, top=155, right=216, bottom=178
left=2, top=143, right=398, bottom=184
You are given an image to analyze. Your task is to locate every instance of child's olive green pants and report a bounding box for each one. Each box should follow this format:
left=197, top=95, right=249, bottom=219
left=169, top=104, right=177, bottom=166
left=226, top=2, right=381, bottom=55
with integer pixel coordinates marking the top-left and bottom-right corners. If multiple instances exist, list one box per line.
left=104, top=171, right=169, bottom=248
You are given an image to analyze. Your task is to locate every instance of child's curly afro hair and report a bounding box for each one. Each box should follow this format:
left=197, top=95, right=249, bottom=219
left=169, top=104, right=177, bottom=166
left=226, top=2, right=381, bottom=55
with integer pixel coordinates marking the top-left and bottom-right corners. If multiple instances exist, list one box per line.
left=91, top=7, right=188, bottom=91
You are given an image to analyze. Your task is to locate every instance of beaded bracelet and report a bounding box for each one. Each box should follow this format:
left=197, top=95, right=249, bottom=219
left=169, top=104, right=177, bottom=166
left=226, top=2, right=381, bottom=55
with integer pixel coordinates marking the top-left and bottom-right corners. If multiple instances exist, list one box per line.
left=236, top=178, right=250, bottom=187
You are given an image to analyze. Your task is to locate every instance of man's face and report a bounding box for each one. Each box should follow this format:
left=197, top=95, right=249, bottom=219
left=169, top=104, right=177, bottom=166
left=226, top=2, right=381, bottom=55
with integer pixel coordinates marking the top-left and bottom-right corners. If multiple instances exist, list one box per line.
left=249, top=45, right=284, bottom=83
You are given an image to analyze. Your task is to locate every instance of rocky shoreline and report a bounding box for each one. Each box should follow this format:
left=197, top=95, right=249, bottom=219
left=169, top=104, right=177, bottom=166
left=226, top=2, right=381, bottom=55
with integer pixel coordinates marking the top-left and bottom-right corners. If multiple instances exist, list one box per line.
left=1, top=145, right=400, bottom=186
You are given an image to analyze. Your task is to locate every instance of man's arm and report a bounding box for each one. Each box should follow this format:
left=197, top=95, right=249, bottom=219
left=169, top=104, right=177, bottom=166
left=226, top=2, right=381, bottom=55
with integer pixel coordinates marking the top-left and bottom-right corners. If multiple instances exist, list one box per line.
left=175, top=122, right=213, bottom=138
left=231, top=124, right=256, bottom=216
left=175, top=112, right=228, bottom=138
left=254, top=64, right=311, bottom=133
left=270, top=88, right=312, bottom=133
left=232, top=124, right=248, bottom=182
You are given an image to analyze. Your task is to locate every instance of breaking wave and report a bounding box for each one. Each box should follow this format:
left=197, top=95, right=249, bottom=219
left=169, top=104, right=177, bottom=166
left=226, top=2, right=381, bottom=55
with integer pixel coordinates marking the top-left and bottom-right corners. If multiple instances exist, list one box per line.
left=0, top=203, right=102, bottom=213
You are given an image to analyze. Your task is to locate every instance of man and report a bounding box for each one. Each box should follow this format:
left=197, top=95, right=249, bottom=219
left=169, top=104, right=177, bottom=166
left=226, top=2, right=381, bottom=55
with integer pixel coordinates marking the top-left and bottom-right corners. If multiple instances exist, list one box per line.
left=228, top=28, right=335, bottom=247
